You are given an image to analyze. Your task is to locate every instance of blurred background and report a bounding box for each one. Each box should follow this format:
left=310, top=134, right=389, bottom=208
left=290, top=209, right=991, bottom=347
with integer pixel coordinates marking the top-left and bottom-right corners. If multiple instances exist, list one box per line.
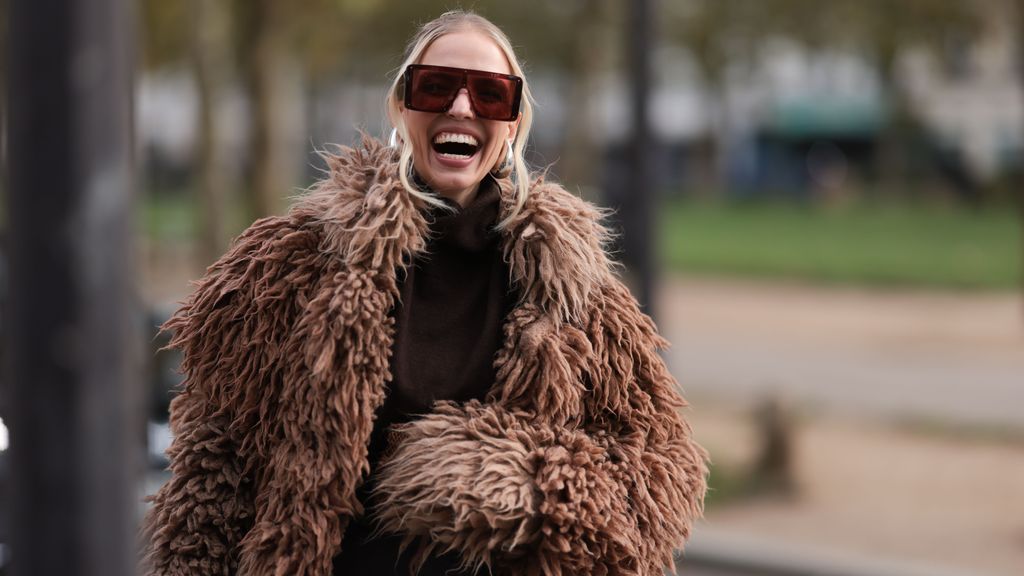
left=2, top=0, right=1024, bottom=575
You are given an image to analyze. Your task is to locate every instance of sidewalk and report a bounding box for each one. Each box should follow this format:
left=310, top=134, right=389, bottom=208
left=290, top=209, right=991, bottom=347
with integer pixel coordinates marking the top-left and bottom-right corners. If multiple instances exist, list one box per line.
left=680, top=525, right=987, bottom=576
left=681, top=381, right=1024, bottom=576
left=658, top=275, right=1024, bottom=430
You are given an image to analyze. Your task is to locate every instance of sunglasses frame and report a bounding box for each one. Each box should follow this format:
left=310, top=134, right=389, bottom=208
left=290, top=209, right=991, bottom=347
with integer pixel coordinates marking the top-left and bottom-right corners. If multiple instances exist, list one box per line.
left=403, top=64, right=523, bottom=122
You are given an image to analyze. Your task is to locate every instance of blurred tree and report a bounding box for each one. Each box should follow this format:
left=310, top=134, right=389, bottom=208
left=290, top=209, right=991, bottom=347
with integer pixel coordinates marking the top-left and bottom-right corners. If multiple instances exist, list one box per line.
left=499, top=1, right=626, bottom=195
left=1015, top=0, right=1024, bottom=321
left=141, top=0, right=236, bottom=263
left=233, top=0, right=450, bottom=218
left=141, top=0, right=189, bottom=68
left=663, top=1, right=772, bottom=194
left=665, top=0, right=982, bottom=196
left=142, top=0, right=377, bottom=228
left=484, top=0, right=617, bottom=190
left=292, top=0, right=381, bottom=81
left=191, top=0, right=233, bottom=265
left=234, top=0, right=291, bottom=218
left=552, top=0, right=617, bottom=196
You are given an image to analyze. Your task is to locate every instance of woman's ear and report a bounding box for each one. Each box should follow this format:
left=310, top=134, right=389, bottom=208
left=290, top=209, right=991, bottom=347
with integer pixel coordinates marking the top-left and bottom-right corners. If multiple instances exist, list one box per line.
left=507, top=116, right=521, bottom=143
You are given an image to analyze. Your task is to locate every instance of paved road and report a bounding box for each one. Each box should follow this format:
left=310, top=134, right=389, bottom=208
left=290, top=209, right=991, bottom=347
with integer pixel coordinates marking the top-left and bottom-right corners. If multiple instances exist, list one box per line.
left=676, top=566, right=750, bottom=576
left=658, top=276, right=1024, bottom=430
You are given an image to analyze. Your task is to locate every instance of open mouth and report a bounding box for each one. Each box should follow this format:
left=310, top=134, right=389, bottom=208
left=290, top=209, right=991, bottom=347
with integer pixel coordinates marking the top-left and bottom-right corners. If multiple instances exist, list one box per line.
left=432, top=132, right=480, bottom=159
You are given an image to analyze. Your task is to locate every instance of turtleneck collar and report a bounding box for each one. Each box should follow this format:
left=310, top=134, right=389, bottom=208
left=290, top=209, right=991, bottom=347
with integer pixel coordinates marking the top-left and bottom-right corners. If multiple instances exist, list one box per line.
left=423, top=174, right=503, bottom=253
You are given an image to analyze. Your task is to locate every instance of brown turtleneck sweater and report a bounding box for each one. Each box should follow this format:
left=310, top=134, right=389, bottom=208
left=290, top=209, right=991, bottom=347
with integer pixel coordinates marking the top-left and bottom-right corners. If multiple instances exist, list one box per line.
left=333, top=176, right=512, bottom=576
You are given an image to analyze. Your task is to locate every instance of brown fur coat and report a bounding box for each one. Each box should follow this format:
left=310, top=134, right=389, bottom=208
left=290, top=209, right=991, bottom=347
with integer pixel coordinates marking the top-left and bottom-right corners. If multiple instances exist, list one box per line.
left=142, top=137, right=709, bottom=576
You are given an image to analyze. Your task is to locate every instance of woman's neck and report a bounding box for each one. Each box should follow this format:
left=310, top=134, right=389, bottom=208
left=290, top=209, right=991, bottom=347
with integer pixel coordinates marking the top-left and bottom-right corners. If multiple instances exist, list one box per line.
left=413, top=171, right=493, bottom=208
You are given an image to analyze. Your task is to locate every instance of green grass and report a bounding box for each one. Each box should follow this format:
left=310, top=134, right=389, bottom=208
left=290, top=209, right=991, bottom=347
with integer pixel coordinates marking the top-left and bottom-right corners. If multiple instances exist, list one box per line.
left=140, top=190, right=252, bottom=243
left=142, top=191, right=1021, bottom=290
left=141, top=192, right=199, bottom=242
left=702, top=462, right=749, bottom=509
left=659, top=200, right=1021, bottom=290
left=702, top=460, right=797, bottom=509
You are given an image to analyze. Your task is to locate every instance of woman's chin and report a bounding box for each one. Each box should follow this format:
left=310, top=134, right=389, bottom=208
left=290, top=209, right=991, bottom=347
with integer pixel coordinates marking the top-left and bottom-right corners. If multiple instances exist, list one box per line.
left=426, top=153, right=486, bottom=195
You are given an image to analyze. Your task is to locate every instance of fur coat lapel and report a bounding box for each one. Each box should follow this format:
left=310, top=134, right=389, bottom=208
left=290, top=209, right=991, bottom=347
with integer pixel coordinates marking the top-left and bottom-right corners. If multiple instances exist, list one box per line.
left=308, top=135, right=615, bottom=326
left=142, top=136, right=708, bottom=576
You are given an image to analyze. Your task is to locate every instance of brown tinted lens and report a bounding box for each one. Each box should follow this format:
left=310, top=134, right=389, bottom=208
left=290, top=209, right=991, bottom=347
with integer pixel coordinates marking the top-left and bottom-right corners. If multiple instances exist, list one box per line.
left=409, top=68, right=461, bottom=112
left=406, top=66, right=522, bottom=120
left=467, top=76, right=518, bottom=120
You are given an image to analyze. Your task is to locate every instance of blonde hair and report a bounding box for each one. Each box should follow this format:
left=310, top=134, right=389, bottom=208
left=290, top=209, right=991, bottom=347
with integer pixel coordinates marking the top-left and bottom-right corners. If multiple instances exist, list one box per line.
left=385, top=10, right=535, bottom=228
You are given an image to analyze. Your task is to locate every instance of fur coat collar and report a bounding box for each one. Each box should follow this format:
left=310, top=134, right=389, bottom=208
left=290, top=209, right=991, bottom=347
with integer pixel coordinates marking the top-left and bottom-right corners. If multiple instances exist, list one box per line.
left=143, top=137, right=708, bottom=576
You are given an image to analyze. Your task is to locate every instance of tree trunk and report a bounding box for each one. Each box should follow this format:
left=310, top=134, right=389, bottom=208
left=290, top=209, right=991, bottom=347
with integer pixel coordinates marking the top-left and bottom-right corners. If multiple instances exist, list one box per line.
left=248, top=0, right=289, bottom=218
left=710, top=79, right=733, bottom=198
left=560, top=0, right=609, bottom=201
left=191, top=0, right=232, bottom=265
left=1017, top=0, right=1024, bottom=324
left=876, top=81, right=916, bottom=200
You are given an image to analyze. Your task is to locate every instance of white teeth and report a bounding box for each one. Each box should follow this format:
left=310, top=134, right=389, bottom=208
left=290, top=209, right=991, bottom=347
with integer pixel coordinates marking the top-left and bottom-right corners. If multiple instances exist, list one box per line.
left=433, top=132, right=479, bottom=146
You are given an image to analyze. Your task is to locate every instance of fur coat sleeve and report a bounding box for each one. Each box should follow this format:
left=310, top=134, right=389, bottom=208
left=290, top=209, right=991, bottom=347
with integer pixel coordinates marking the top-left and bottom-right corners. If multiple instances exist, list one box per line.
left=371, top=292, right=708, bottom=576
left=142, top=206, right=401, bottom=575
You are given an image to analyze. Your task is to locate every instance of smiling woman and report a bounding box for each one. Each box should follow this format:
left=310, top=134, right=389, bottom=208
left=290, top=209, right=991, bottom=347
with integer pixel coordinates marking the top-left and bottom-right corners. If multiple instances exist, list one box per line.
left=142, top=9, right=708, bottom=576
left=387, top=19, right=531, bottom=211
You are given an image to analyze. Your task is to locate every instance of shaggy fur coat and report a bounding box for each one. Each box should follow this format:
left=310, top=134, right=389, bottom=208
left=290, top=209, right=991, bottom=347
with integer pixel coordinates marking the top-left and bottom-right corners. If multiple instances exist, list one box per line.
left=142, top=137, right=709, bottom=576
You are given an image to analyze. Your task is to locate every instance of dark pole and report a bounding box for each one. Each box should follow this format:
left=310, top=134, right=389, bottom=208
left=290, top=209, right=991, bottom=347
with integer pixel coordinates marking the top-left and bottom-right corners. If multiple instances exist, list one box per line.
left=7, top=0, right=140, bottom=574
left=1017, top=0, right=1024, bottom=324
left=625, top=0, right=656, bottom=317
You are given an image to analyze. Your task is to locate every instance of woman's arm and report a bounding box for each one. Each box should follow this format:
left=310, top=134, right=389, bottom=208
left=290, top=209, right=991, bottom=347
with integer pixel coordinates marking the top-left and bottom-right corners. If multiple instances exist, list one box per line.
left=373, top=403, right=706, bottom=575
left=140, top=218, right=290, bottom=575
left=142, top=216, right=361, bottom=576
left=371, top=284, right=709, bottom=576
left=142, top=389, right=255, bottom=575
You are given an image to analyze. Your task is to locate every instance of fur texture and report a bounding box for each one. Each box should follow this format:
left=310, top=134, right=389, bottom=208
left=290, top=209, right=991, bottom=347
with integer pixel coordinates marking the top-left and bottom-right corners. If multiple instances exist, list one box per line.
left=142, top=136, right=709, bottom=575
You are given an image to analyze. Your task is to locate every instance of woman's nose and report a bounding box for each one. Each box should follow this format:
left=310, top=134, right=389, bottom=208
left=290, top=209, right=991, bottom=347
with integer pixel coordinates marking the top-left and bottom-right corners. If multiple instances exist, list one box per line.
left=447, top=88, right=475, bottom=119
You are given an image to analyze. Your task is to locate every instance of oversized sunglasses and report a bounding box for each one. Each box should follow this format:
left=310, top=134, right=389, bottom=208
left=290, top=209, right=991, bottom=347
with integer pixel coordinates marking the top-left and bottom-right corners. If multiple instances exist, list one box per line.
left=403, top=64, right=523, bottom=122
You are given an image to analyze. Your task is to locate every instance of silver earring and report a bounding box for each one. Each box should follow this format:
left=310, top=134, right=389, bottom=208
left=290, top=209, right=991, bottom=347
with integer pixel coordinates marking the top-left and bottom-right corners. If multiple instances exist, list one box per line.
left=388, top=128, right=399, bottom=148
left=492, top=138, right=514, bottom=178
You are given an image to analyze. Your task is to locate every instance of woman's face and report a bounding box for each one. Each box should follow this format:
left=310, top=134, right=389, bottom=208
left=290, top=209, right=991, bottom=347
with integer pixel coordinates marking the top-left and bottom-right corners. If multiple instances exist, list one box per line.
left=400, top=30, right=520, bottom=206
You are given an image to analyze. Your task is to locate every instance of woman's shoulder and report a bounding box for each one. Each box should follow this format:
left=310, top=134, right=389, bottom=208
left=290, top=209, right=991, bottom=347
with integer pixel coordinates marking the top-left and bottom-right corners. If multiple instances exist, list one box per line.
left=293, top=135, right=402, bottom=225
left=201, top=136, right=415, bottom=277
left=501, top=174, right=624, bottom=325
left=290, top=136, right=430, bottom=270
